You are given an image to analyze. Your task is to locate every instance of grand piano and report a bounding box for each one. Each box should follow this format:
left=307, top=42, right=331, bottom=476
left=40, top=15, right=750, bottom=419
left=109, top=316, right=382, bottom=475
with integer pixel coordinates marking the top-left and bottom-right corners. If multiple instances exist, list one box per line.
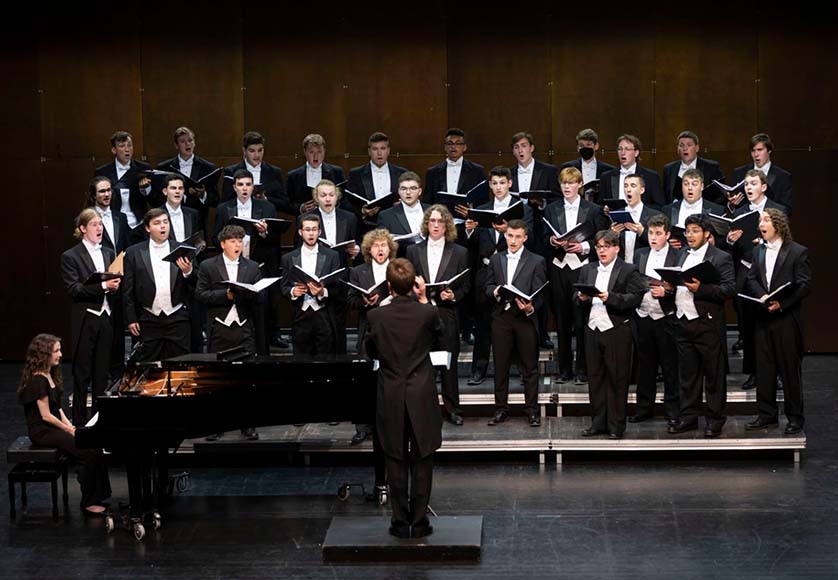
left=76, top=351, right=377, bottom=539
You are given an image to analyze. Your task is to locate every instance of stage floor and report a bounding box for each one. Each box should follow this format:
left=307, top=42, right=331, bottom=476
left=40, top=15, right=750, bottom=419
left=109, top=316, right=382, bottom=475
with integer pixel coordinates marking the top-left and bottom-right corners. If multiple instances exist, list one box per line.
left=1, top=355, right=837, bottom=579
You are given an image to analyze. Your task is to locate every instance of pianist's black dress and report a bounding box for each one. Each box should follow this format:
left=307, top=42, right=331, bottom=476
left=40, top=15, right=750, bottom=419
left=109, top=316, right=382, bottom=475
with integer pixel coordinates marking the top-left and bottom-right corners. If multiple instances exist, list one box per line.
left=20, top=375, right=111, bottom=508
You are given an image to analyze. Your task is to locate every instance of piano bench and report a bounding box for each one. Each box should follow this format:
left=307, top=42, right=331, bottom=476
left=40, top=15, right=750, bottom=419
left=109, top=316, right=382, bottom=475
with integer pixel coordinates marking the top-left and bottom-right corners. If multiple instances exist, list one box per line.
left=7, top=436, right=69, bottom=520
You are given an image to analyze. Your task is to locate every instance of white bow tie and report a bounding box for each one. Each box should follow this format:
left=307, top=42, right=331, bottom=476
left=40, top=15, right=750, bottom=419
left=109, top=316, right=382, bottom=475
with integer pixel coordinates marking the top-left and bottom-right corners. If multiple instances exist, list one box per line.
left=766, top=240, right=782, bottom=251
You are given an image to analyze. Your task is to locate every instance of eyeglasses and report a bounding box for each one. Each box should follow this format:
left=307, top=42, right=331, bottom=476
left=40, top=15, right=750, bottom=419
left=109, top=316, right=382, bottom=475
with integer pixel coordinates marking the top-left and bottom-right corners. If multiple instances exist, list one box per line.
left=444, top=141, right=466, bottom=147
left=398, top=186, right=420, bottom=192
left=595, top=244, right=615, bottom=250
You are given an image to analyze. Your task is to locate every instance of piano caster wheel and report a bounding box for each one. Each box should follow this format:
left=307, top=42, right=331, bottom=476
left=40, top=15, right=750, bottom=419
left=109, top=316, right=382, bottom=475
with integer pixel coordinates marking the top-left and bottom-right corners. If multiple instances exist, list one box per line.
left=133, top=522, right=146, bottom=541
left=152, top=512, right=162, bottom=530
left=378, top=491, right=388, bottom=506
left=105, top=516, right=115, bottom=534
left=176, top=475, right=189, bottom=493
left=337, top=485, right=350, bottom=501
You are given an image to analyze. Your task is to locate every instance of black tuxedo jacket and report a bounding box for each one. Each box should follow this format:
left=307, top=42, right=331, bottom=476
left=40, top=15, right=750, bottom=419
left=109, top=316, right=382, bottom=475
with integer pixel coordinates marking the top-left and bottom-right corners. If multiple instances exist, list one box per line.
left=634, top=245, right=679, bottom=315
left=377, top=202, right=430, bottom=236
left=294, top=207, right=358, bottom=268
left=156, top=155, right=220, bottom=214
left=158, top=204, right=201, bottom=245
left=469, top=198, right=536, bottom=266
left=485, top=247, right=547, bottom=321
left=673, top=244, right=735, bottom=319
left=407, top=240, right=471, bottom=308
left=663, top=157, right=725, bottom=205
left=617, top=205, right=663, bottom=262
left=279, top=246, right=341, bottom=314
left=286, top=163, right=347, bottom=214
left=559, top=157, right=617, bottom=180
left=575, top=258, right=646, bottom=326
left=214, top=198, right=278, bottom=267
left=195, top=253, right=263, bottom=325
left=365, top=295, right=443, bottom=459
left=721, top=199, right=785, bottom=262
left=347, top=162, right=408, bottom=201
left=60, top=242, right=118, bottom=355
left=99, top=209, right=130, bottom=254
left=661, top=198, right=726, bottom=230
left=94, top=159, right=152, bottom=226
left=745, top=240, right=811, bottom=346
left=423, top=158, right=487, bottom=205
left=347, top=262, right=382, bottom=353
left=598, top=165, right=666, bottom=210
left=542, top=198, right=609, bottom=262
left=123, top=241, right=196, bottom=325
left=731, top=163, right=793, bottom=215
left=509, top=159, right=561, bottom=201
left=222, top=161, right=290, bottom=214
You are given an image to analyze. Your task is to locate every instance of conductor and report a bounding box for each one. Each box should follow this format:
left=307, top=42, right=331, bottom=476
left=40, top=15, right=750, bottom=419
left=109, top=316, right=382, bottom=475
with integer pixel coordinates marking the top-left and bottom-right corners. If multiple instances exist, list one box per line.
left=364, top=258, right=443, bottom=539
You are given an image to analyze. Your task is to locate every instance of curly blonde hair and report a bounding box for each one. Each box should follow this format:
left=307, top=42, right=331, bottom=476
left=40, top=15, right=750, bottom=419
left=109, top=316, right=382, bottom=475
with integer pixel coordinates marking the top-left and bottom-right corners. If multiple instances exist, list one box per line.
left=360, top=229, right=398, bottom=263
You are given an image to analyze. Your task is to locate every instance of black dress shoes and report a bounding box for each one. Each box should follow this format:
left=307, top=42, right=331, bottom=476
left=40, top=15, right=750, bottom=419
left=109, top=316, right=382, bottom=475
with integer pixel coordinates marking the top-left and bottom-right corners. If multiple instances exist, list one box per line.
left=242, top=428, right=259, bottom=441
left=581, top=427, right=607, bottom=437
left=704, top=422, right=724, bottom=438
left=411, top=523, right=434, bottom=538
left=467, top=371, right=486, bottom=385
left=350, top=430, right=369, bottom=445
left=540, top=338, right=555, bottom=350
left=557, top=370, right=574, bottom=383
left=731, top=338, right=743, bottom=353
left=528, top=412, right=541, bottom=427
left=741, top=374, right=756, bottom=390
left=667, top=419, right=698, bottom=434
left=608, top=432, right=623, bottom=440
left=462, top=333, right=474, bottom=346
left=745, top=417, right=779, bottom=430
left=487, top=409, right=509, bottom=426
left=628, top=414, right=653, bottom=423
left=574, top=373, right=588, bottom=384
left=389, top=523, right=411, bottom=539
left=447, top=413, right=464, bottom=426
left=784, top=422, right=803, bottom=435
left=666, top=417, right=679, bottom=428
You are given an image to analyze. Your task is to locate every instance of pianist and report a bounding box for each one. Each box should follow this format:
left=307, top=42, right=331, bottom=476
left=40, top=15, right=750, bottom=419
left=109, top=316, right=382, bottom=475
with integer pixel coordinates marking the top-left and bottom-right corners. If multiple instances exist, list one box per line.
left=18, top=334, right=111, bottom=515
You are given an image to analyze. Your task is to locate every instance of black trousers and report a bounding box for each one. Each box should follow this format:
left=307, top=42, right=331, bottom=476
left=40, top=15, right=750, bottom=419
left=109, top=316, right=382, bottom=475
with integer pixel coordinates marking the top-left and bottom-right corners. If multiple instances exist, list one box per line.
left=438, top=305, right=461, bottom=415
left=491, top=308, right=540, bottom=413
left=72, top=312, right=113, bottom=426
left=551, top=264, right=587, bottom=375
left=471, top=269, right=492, bottom=375
left=733, top=262, right=757, bottom=374
left=207, top=319, right=256, bottom=354
left=291, top=307, right=335, bottom=356
left=385, top=410, right=434, bottom=528
left=755, top=315, right=805, bottom=426
left=137, top=308, right=190, bottom=362
left=585, top=322, right=634, bottom=435
left=29, top=427, right=111, bottom=508
left=676, top=315, right=727, bottom=422
left=633, top=314, right=680, bottom=419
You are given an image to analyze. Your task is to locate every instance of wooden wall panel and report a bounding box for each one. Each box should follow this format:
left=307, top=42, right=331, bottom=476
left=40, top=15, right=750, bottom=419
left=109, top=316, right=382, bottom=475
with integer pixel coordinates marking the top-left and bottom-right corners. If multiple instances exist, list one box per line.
left=342, top=17, right=448, bottom=156
left=447, top=17, right=553, bottom=156
left=0, top=35, right=40, bottom=160
left=140, top=7, right=245, bottom=159
left=551, top=19, right=656, bottom=164
left=758, top=31, right=838, bottom=150
left=38, top=10, right=144, bottom=160
left=654, top=18, right=758, bottom=154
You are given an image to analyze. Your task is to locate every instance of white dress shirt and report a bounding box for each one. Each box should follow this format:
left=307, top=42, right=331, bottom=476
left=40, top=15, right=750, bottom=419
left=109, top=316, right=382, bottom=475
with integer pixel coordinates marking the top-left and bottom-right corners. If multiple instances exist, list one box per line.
left=82, top=239, right=111, bottom=316
left=306, top=162, right=323, bottom=188
left=755, top=161, right=772, bottom=176
left=517, top=161, right=534, bottom=194
left=675, top=243, right=709, bottom=320
left=623, top=202, right=644, bottom=264
left=581, top=158, right=598, bottom=185
left=236, top=199, right=253, bottom=258
left=95, top=206, right=115, bottom=249
left=403, top=202, right=424, bottom=234
left=505, top=247, right=523, bottom=289
left=677, top=198, right=704, bottom=227
left=179, top=155, right=207, bottom=204
left=147, top=240, right=183, bottom=316
left=321, top=208, right=337, bottom=245
left=371, top=163, right=391, bottom=199
left=216, top=256, right=246, bottom=327
left=166, top=203, right=186, bottom=242
left=245, top=160, right=262, bottom=185
left=299, top=245, right=324, bottom=311
left=637, top=246, right=669, bottom=320
left=446, top=157, right=463, bottom=193
left=588, top=259, right=616, bottom=331
left=427, top=237, right=445, bottom=283
left=372, top=259, right=389, bottom=285
left=553, top=196, right=588, bottom=270
left=765, top=239, right=782, bottom=289
left=619, top=163, right=637, bottom=199
left=115, top=160, right=140, bottom=228
left=678, top=158, right=697, bottom=178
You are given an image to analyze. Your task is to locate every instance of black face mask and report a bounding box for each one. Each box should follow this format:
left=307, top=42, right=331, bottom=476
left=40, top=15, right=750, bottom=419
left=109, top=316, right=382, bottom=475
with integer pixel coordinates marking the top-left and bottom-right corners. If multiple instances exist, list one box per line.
left=579, top=147, right=595, bottom=161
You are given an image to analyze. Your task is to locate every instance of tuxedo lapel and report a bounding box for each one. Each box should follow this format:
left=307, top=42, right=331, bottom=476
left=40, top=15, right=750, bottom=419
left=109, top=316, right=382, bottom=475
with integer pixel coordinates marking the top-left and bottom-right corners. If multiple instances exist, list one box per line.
left=361, top=166, right=375, bottom=200
left=511, top=252, right=528, bottom=286
left=77, top=244, right=97, bottom=274
left=395, top=207, right=411, bottom=234
left=610, top=172, right=620, bottom=196
left=418, top=242, right=431, bottom=281
left=530, top=162, right=543, bottom=191
left=766, top=166, right=778, bottom=190
left=315, top=251, right=327, bottom=277
left=216, top=255, right=229, bottom=282
left=607, top=260, right=621, bottom=293
left=436, top=243, right=454, bottom=283
left=667, top=165, right=678, bottom=198
left=770, top=244, right=790, bottom=292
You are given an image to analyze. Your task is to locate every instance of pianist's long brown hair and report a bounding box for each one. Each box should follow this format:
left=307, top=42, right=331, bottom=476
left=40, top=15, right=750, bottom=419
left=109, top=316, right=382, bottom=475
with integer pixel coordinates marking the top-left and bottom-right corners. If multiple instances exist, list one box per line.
left=17, top=334, right=63, bottom=399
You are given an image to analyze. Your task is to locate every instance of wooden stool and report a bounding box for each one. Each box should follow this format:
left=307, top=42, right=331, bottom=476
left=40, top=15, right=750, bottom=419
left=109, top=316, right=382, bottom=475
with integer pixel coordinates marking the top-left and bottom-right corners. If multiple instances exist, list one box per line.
left=7, top=436, right=69, bottom=520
